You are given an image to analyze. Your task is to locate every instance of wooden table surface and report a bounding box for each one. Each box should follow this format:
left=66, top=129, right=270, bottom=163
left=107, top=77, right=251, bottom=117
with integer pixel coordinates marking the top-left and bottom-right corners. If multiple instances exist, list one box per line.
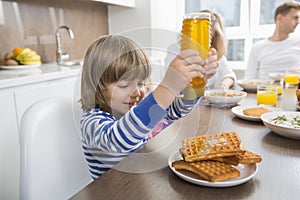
left=71, top=88, right=300, bottom=200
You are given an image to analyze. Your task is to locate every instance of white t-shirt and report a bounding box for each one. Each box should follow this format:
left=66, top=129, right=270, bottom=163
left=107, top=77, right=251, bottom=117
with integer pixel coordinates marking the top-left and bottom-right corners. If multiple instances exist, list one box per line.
left=164, top=43, right=236, bottom=90
left=245, top=34, right=300, bottom=79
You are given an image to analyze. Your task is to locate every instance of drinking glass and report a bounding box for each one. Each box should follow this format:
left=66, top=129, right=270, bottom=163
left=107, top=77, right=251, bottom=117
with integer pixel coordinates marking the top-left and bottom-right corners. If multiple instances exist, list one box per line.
left=284, top=70, right=299, bottom=88
left=257, top=85, right=277, bottom=106
left=270, top=79, right=283, bottom=95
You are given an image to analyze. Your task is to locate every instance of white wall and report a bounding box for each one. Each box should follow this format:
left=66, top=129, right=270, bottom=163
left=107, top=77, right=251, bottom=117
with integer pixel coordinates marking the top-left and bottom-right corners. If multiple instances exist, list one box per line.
left=108, top=0, right=184, bottom=34
left=108, top=0, right=185, bottom=83
left=108, top=0, right=185, bottom=56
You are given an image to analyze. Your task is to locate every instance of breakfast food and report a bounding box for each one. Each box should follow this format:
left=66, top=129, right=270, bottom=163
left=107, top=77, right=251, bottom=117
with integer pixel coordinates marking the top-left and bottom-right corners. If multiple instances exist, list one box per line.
left=2, top=47, right=41, bottom=66
left=235, top=150, right=262, bottom=164
left=172, top=160, right=240, bottom=182
left=271, top=114, right=300, bottom=128
left=211, top=156, right=239, bottom=166
left=15, top=48, right=41, bottom=65
left=180, top=132, right=245, bottom=162
left=243, top=107, right=271, bottom=117
left=172, top=132, right=262, bottom=182
left=207, top=92, right=243, bottom=97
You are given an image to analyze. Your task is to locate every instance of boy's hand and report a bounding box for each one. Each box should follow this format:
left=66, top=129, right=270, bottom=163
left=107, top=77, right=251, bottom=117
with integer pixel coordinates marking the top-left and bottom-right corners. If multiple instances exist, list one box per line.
left=204, top=48, right=219, bottom=79
left=161, top=49, right=207, bottom=95
left=154, top=48, right=219, bottom=109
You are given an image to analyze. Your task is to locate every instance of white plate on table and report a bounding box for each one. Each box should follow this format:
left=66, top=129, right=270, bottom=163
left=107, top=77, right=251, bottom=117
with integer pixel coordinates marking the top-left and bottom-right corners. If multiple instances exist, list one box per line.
left=237, top=79, right=270, bottom=92
left=0, top=64, right=41, bottom=70
left=204, top=89, right=247, bottom=106
left=200, top=98, right=239, bottom=108
left=168, top=151, right=258, bottom=187
left=231, top=105, right=283, bottom=122
left=261, top=111, right=300, bottom=140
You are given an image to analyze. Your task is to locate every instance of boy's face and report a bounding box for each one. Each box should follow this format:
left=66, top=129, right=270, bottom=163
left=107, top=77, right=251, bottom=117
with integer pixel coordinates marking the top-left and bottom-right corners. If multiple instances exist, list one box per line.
left=107, top=78, right=146, bottom=117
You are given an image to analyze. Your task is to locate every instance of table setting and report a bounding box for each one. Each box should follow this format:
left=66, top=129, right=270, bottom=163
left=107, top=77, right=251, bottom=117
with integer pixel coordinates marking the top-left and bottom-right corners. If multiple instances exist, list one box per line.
left=71, top=76, right=300, bottom=200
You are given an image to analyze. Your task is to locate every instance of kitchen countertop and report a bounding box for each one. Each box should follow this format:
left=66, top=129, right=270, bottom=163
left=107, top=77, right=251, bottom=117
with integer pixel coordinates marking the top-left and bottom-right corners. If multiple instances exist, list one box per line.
left=0, top=62, right=82, bottom=90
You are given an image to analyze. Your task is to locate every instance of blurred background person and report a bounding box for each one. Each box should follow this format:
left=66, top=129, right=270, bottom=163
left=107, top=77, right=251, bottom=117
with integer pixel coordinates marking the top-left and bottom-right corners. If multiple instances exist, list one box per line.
left=244, top=1, right=300, bottom=79
left=165, top=9, right=236, bottom=90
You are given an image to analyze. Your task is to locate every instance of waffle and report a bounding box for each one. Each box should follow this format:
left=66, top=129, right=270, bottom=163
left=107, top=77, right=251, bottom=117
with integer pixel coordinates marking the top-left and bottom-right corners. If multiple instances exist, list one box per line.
left=181, top=132, right=245, bottom=162
left=235, top=150, right=262, bottom=164
left=172, top=160, right=240, bottom=182
left=212, top=156, right=239, bottom=166
left=243, top=107, right=271, bottom=117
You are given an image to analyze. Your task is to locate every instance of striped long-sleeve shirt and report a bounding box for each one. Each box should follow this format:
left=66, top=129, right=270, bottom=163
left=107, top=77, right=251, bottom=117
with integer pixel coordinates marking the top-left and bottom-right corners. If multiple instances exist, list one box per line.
left=80, top=92, right=200, bottom=179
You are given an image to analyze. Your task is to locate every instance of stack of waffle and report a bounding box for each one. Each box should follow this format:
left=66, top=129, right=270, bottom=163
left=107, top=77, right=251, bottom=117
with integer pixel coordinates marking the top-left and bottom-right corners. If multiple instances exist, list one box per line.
left=172, top=132, right=262, bottom=182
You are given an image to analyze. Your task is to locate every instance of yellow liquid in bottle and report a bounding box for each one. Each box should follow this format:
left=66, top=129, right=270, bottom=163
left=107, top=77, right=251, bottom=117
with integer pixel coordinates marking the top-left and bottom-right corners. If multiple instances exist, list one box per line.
left=181, top=13, right=211, bottom=99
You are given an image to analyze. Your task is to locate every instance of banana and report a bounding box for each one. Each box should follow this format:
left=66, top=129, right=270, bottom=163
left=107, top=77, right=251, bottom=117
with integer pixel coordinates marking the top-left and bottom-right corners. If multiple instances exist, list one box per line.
left=20, top=60, right=42, bottom=65
left=23, top=54, right=41, bottom=61
left=16, top=48, right=31, bottom=61
left=15, top=48, right=41, bottom=64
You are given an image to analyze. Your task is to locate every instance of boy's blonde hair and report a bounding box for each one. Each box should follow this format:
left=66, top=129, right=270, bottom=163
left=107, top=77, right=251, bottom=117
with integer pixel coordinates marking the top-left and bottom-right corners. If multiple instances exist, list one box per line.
left=200, top=9, right=227, bottom=60
left=80, top=35, right=151, bottom=113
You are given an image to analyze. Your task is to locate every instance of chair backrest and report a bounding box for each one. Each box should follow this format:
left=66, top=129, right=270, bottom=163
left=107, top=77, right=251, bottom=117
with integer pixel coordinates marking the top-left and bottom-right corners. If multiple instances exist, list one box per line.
left=20, top=97, right=92, bottom=200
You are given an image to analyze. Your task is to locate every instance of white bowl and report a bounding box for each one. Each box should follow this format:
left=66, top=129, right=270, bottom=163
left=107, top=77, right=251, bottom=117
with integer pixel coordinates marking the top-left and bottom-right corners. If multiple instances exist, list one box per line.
left=237, top=79, right=270, bottom=92
left=269, top=73, right=285, bottom=80
left=261, top=111, right=300, bottom=140
left=204, top=89, right=247, bottom=105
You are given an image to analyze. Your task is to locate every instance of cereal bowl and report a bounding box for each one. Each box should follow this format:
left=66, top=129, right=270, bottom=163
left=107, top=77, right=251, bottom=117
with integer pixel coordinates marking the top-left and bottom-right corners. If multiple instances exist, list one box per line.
left=237, top=79, right=270, bottom=92
left=204, top=89, right=247, bottom=105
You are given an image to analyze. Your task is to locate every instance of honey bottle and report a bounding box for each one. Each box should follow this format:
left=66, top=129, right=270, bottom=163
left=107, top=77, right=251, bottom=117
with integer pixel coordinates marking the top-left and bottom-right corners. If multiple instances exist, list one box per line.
left=180, top=12, right=211, bottom=100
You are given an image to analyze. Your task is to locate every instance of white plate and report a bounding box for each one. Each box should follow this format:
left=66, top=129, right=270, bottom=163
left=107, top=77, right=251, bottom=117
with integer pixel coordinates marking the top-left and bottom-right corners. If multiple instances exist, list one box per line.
left=0, top=64, right=41, bottom=70
left=200, top=99, right=239, bottom=108
left=261, top=111, right=300, bottom=140
left=237, top=79, right=270, bottom=92
left=231, top=105, right=283, bottom=122
left=204, top=89, right=247, bottom=105
left=168, top=151, right=258, bottom=187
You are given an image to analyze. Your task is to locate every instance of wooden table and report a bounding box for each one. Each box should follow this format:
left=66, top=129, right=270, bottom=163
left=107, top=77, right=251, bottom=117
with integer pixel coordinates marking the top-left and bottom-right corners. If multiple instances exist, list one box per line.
left=71, top=88, right=300, bottom=200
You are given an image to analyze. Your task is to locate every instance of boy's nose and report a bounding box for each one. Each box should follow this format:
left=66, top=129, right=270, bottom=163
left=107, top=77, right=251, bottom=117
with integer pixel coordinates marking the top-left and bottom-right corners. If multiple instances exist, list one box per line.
left=131, top=87, right=141, bottom=97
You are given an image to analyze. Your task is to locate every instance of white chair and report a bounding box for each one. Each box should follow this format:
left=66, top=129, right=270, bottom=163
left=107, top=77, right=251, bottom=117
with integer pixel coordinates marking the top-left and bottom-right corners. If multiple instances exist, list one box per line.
left=20, top=97, right=92, bottom=200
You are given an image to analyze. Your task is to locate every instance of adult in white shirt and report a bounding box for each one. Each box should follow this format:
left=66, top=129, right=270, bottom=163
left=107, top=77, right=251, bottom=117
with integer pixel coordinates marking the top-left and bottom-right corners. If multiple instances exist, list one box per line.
left=165, top=10, right=236, bottom=90
left=245, top=1, right=300, bottom=79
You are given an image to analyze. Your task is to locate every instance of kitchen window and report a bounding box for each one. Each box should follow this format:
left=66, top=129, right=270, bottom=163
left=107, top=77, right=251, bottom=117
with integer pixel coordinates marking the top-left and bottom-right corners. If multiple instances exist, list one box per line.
left=185, top=0, right=300, bottom=70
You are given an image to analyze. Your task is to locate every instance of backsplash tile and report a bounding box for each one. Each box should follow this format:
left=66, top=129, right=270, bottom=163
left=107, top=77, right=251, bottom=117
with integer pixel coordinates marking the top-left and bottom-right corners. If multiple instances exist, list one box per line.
left=0, top=0, right=108, bottom=63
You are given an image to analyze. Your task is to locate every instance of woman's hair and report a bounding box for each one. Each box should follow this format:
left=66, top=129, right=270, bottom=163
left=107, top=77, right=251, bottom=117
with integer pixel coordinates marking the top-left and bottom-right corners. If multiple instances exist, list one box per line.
left=200, top=9, right=227, bottom=60
left=80, top=35, right=152, bottom=113
left=275, top=1, right=300, bottom=21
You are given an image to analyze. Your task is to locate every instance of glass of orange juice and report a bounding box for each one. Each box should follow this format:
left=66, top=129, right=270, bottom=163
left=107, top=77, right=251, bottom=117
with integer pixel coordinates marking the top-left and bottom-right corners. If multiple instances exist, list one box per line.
left=269, top=79, right=283, bottom=95
left=257, top=85, right=277, bottom=106
left=284, top=70, right=299, bottom=88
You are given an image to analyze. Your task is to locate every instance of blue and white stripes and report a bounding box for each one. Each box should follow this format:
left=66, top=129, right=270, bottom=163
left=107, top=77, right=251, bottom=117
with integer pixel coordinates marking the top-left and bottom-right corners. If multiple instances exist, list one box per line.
left=80, top=93, right=201, bottom=179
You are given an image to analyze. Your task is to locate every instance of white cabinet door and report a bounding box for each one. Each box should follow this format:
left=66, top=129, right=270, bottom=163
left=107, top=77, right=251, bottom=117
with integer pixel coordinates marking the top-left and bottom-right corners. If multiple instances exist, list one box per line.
left=0, top=91, right=20, bottom=200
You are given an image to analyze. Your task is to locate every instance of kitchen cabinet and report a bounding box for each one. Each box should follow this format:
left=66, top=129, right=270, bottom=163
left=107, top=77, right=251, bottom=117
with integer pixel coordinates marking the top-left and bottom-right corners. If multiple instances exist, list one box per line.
left=0, top=64, right=81, bottom=199
left=94, top=0, right=135, bottom=7
left=0, top=91, right=20, bottom=200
